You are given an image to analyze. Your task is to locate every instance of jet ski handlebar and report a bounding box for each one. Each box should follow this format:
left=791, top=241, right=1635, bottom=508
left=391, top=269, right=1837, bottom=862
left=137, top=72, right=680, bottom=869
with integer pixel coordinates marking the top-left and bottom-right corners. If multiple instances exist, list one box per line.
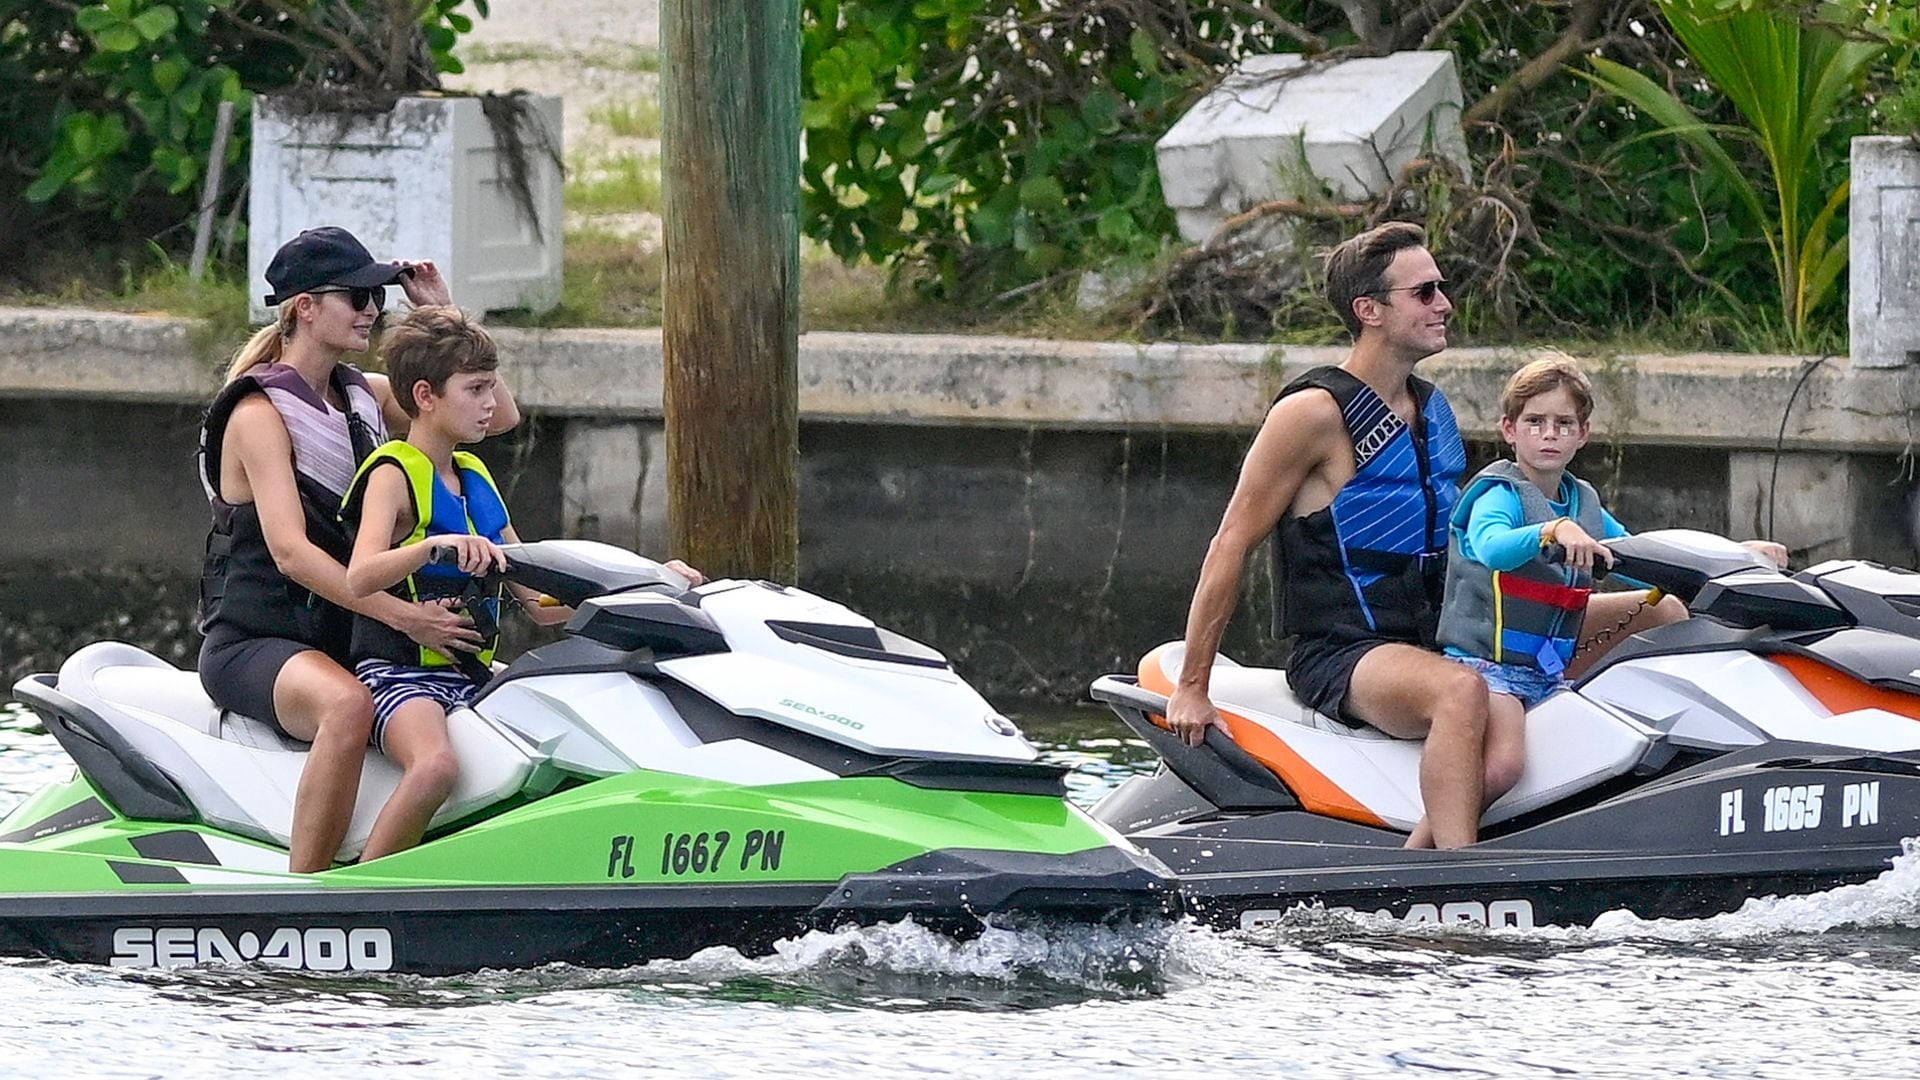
left=429, top=539, right=692, bottom=607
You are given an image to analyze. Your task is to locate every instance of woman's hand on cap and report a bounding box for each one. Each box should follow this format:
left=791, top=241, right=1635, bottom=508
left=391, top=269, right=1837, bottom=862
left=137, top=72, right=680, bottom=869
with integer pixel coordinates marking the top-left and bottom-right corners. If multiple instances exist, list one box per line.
left=400, top=260, right=453, bottom=307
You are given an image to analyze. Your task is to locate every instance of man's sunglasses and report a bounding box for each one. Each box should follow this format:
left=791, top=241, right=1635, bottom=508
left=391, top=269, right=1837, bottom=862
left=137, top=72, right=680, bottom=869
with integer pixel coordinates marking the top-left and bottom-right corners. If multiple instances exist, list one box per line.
left=308, top=284, right=387, bottom=312
left=1371, top=279, right=1447, bottom=305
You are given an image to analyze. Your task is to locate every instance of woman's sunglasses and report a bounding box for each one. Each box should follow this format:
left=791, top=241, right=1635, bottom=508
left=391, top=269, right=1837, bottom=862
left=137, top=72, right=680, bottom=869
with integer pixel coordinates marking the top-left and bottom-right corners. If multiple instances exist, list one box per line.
left=308, top=284, right=387, bottom=313
left=1370, top=279, right=1447, bottom=305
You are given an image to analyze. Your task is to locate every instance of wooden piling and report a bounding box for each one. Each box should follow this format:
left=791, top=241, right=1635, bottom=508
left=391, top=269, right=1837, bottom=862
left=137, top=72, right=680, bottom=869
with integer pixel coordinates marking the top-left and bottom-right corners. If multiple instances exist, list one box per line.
left=660, top=0, right=801, bottom=581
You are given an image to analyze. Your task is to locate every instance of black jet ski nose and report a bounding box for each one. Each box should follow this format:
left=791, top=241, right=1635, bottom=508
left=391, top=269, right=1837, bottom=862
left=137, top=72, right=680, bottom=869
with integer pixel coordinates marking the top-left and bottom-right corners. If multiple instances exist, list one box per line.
left=815, top=844, right=1183, bottom=925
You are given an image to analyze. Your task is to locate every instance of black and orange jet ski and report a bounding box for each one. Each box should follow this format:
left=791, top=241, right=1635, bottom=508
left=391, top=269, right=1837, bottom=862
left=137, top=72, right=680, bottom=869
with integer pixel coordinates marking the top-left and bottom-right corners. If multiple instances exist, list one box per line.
left=1089, top=531, right=1920, bottom=930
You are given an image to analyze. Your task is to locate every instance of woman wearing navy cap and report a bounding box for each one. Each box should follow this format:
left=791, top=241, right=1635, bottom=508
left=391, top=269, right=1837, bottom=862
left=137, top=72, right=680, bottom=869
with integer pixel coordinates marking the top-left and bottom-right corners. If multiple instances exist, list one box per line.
left=197, top=227, right=520, bottom=872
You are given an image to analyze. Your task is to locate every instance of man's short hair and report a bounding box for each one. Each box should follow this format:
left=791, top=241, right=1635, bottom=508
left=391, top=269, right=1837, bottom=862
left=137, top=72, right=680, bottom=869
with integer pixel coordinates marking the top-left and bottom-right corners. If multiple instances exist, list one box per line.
left=381, top=306, right=498, bottom=418
left=1502, top=351, right=1595, bottom=423
left=1324, top=222, right=1430, bottom=338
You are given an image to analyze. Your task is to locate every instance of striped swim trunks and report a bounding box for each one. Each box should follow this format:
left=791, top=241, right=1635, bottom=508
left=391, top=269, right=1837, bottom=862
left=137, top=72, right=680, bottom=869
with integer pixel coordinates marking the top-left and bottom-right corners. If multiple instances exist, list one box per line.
left=353, top=659, right=479, bottom=751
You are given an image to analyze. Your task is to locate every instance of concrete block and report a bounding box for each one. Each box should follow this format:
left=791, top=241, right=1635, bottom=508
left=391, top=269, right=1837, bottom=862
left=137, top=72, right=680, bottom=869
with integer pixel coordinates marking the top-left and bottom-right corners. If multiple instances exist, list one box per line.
left=1156, top=52, right=1469, bottom=243
left=1724, top=450, right=1920, bottom=568
left=1851, top=136, right=1920, bottom=368
left=1728, top=451, right=1851, bottom=563
left=250, top=94, right=564, bottom=322
left=560, top=419, right=668, bottom=555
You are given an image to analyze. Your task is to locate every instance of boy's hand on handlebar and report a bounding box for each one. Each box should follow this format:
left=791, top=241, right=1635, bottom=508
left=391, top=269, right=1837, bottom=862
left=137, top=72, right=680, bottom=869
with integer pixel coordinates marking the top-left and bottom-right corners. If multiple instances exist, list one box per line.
left=1166, top=684, right=1227, bottom=748
left=1553, top=522, right=1614, bottom=573
left=428, top=534, right=507, bottom=575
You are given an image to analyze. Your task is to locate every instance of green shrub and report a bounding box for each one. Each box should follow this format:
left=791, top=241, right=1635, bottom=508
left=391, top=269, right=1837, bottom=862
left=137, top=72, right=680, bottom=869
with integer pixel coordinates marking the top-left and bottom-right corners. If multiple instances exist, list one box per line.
left=800, top=0, right=1258, bottom=299
left=0, top=2, right=488, bottom=268
left=1587, top=0, right=1880, bottom=347
left=800, top=1, right=1895, bottom=347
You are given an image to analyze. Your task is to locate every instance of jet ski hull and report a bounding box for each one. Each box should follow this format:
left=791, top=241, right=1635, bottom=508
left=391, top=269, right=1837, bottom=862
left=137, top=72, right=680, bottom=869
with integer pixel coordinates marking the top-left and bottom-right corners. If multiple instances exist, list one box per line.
left=1095, top=690, right=1920, bottom=931
left=0, top=775, right=1178, bottom=974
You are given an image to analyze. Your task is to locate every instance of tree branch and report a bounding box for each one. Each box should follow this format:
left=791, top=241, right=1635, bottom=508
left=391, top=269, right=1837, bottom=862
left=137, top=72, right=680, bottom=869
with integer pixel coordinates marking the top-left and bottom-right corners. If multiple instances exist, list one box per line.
left=1330, top=0, right=1391, bottom=53
left=1463, top=0, right=1608, bottom=125
left=1212, top=0, right=1329, bottom=53
left=1414, top=0, right=1484, bottom=50
left=250, top=0, right=385, bottom=87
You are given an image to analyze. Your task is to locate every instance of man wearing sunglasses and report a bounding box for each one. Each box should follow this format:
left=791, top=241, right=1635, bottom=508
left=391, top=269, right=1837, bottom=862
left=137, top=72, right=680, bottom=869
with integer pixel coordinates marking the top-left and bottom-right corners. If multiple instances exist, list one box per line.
left=1165, top=221, right=1497, bottom=850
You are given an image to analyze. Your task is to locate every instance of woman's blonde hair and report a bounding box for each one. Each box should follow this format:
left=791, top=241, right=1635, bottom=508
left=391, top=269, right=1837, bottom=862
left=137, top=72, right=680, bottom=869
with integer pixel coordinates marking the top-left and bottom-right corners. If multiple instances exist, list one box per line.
left=223, top=300, right=299, bottom=383
left=1501, top=351, right=1594, bottom=423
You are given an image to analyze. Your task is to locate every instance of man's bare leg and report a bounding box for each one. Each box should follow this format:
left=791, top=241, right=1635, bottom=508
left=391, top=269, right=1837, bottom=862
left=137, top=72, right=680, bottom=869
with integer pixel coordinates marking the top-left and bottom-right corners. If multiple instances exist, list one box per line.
left=1345, top=644, right=1490, bottom=849
left=1566, top=591, right=1688, bottom=680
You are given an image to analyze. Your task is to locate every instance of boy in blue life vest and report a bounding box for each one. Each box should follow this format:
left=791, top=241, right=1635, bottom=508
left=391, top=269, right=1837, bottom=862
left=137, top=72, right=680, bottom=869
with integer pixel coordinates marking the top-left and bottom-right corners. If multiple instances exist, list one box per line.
left=1435, top=354, right=1784, bottom=810
left=340, top=306, right=694, bottom=857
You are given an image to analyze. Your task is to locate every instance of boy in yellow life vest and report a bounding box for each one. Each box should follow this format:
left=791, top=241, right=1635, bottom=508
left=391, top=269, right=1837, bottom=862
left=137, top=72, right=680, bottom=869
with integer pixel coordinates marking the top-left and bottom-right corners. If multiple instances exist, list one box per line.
left=336, top=306, right=555, bottom=857
left=340, top=306, right=702, bottom=858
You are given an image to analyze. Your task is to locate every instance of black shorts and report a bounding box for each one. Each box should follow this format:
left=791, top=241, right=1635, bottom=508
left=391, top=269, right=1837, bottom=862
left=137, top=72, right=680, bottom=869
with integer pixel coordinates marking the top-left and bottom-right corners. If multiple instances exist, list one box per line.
left=1285, top=636, right=1397, bottom=729
left=198, top=627, right=324, bottom=735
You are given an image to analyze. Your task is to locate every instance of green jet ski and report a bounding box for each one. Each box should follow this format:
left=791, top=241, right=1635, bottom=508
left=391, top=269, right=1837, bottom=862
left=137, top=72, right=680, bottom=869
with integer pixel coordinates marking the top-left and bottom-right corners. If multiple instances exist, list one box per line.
left=0, top=540, right=1176, bottom=974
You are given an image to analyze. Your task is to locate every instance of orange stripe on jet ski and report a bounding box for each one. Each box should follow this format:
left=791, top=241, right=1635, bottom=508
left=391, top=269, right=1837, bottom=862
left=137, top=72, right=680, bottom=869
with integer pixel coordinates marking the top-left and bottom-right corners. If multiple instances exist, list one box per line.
left=1137, top=649, right=1388, bottom=828
left=1771, top=654, right=1920, bottom=721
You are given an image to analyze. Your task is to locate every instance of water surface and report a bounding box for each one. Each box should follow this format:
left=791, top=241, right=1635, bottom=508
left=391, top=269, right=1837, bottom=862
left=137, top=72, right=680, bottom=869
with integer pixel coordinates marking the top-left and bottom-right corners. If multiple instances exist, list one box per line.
left=2, top=702, right=1917, bottom=1078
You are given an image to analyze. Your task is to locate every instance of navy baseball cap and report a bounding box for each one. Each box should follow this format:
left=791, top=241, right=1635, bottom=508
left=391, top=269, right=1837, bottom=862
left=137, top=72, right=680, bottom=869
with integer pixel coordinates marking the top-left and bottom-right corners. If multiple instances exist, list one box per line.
left=263, top=226, right=409, bottom=306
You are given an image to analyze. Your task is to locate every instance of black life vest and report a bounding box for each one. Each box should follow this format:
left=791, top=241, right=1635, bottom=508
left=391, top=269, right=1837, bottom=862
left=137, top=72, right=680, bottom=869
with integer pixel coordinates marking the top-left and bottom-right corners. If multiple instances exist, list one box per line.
left=197, top=363, right=386, bottom=654
left=1271, top=366, right=1467, bottom=646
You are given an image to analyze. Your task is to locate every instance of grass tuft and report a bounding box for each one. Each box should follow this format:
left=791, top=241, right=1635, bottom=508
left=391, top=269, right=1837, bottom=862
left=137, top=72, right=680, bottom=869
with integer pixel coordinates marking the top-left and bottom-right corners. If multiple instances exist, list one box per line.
left=591, top=97, right=661, bottom=140
left=566, top=151, right=663, bottom=215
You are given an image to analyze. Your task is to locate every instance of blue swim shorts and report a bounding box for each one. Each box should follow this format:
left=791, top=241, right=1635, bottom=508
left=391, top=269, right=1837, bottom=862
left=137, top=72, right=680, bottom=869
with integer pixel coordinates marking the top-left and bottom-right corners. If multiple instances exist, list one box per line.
left=1445, top=654, right=1566, bottom=710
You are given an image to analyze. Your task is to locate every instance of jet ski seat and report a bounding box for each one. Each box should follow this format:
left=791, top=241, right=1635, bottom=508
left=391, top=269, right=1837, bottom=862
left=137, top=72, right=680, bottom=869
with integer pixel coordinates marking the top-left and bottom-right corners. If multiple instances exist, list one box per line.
left=45, top=642, right=547, bottom=862
left=1138, top=642, right=1671, bottom=831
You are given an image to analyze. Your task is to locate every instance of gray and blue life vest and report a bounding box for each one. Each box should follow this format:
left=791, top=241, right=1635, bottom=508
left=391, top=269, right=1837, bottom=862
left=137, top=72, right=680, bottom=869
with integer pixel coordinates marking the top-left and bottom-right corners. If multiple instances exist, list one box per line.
left=1272, top=366, right=1467, bottom=646
left=1434, top=460, right=1604, bottom=675
left=340, top=440, right=511, bottom=675
left=197, top=363, right=387, bottom=655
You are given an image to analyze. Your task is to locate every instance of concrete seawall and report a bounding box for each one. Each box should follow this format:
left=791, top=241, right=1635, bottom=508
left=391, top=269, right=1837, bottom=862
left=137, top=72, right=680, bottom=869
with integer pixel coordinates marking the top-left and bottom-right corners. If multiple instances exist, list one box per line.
left=3, top=307, right=1915, bottom=701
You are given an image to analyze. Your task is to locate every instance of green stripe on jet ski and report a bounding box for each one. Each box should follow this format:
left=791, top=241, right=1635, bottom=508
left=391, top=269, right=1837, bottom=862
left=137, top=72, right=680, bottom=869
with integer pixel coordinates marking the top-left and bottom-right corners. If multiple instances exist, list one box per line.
left=0, top=773, right=1124, bottom=891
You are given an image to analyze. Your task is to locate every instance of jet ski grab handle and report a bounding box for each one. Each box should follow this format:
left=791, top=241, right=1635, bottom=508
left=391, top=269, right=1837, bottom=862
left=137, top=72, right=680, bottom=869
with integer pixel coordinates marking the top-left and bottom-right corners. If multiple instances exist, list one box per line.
left=1544, top=533, right=1774, bottom=605
left=429, top=541, right=690, bottom=607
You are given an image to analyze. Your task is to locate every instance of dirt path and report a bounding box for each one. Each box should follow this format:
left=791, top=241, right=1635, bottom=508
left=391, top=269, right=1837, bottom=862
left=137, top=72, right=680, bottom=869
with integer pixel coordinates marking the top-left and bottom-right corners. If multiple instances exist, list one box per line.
left=452, top=1, right=664, bottom=240
left=463, top=0, right=658, bottom=51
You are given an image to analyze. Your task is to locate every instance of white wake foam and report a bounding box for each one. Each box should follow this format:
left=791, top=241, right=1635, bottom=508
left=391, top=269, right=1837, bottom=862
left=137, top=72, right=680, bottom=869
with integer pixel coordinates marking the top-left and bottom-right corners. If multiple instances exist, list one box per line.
left=1579, top=837, right=1920, bottom=941
left=630, top=916, right=1178, bottom=998
left=1258, top=837, right=1920, bottom=946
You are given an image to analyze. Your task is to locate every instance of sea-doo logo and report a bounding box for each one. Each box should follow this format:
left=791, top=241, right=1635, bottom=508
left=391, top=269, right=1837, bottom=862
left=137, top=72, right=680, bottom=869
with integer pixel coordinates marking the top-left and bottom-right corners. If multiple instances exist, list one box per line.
left=778, top=698, right=865, bottom=731
left=110, top=926, right=394, bottom=971
left=1240, top=898, right=1536, bottom=931
left=982, top=712, right=1020, bottom=737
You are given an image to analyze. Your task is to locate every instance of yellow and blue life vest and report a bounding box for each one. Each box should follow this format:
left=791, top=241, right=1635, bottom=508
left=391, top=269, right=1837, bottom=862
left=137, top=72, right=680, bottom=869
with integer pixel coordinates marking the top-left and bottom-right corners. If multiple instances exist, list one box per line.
left=340, top=440, right=511, bottom=671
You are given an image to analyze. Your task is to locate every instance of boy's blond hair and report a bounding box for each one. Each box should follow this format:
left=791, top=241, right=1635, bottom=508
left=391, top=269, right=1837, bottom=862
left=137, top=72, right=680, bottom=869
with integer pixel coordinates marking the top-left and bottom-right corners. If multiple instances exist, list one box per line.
left=1501, top=352, right=1594, bottom=424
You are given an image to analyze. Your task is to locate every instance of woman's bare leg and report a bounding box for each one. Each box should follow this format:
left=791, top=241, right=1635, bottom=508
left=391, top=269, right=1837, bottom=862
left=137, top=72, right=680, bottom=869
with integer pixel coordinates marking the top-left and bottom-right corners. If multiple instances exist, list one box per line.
left=271, top=652, right=376, bottom=873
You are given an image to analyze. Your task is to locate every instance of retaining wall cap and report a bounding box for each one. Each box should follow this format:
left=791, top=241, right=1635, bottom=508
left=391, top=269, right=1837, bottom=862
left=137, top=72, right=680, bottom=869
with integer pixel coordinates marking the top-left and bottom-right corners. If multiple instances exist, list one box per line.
left=1, top=307, right=1914, bottom=450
